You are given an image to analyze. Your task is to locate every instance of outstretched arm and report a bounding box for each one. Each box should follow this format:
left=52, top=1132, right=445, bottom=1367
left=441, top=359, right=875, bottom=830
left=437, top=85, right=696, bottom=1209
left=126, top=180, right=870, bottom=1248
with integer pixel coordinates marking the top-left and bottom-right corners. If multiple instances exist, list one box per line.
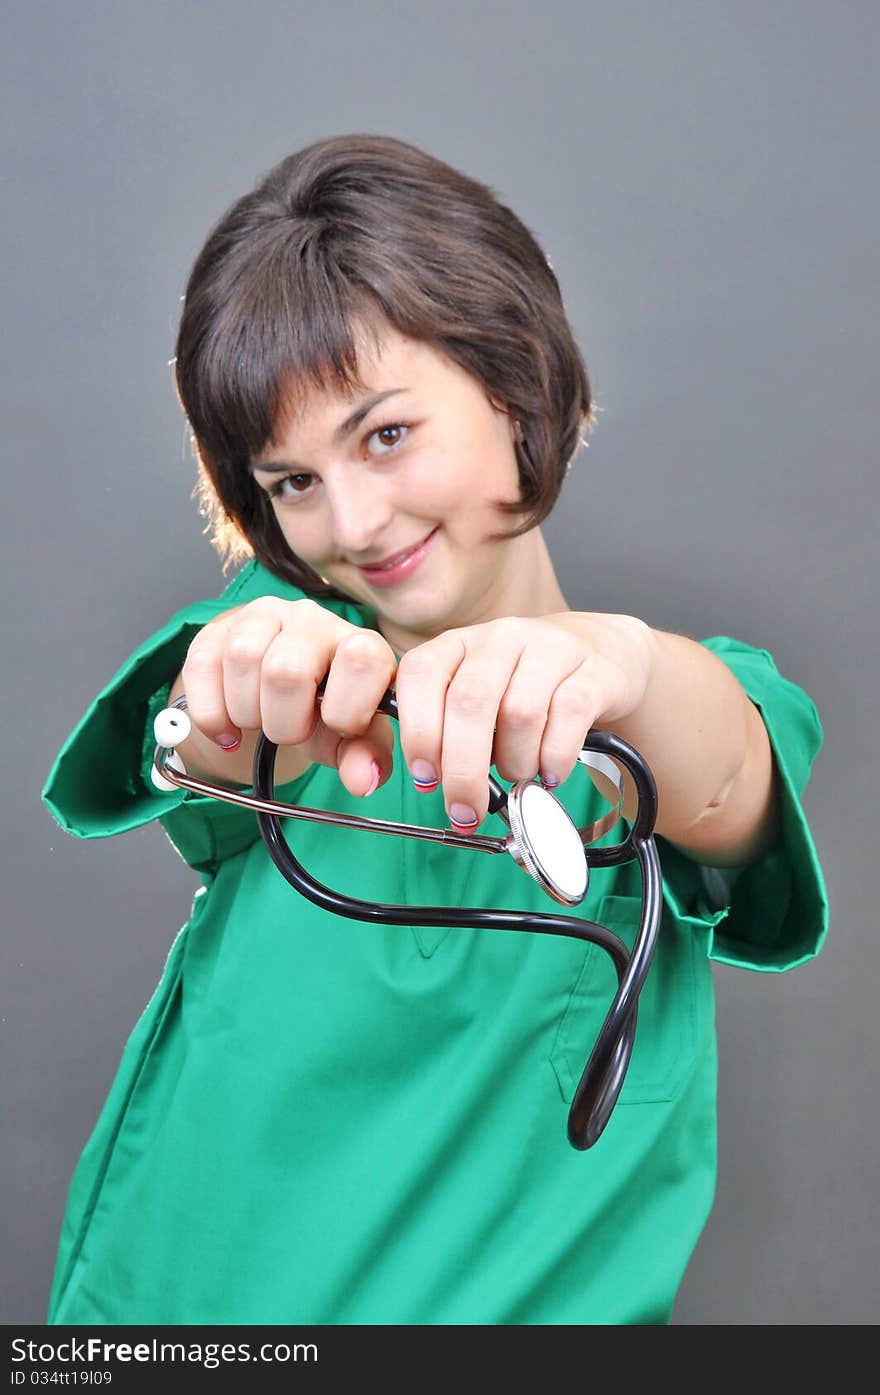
left=548, top=614, right=780, bottom=868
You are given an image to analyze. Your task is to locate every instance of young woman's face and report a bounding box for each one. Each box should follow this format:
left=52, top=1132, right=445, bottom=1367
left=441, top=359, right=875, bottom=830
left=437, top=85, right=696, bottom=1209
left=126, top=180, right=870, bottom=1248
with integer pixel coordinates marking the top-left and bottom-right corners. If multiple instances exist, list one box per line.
left=250, top=324, right=529, bottom=652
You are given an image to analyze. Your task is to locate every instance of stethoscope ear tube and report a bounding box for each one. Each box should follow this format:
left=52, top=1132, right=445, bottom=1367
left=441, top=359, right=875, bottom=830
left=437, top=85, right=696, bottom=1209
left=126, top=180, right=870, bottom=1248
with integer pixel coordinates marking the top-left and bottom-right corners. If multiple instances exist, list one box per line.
left=249, top=717, right=663, bottom=1151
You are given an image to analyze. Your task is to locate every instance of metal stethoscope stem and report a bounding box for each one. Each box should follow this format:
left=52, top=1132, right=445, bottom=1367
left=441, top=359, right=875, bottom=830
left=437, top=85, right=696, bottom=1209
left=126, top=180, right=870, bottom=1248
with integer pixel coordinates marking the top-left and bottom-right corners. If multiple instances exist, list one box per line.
left=152, top=686, right=662, bottom=1150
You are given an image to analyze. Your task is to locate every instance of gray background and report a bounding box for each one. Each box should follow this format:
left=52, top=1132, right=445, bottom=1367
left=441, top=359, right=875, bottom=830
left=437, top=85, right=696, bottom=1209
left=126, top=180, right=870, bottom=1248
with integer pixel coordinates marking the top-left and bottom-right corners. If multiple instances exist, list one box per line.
left=2, top=0, right=876, bottom=1325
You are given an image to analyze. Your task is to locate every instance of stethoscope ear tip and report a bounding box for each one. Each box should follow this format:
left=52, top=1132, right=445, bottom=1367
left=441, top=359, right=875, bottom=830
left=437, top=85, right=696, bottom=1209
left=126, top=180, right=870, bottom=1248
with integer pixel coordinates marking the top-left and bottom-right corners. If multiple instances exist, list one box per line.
left=150, top=749, right=187, bottom=792
left=154, top=708, right=192, bottom=747
left=152, top=703, right=191, bottom=791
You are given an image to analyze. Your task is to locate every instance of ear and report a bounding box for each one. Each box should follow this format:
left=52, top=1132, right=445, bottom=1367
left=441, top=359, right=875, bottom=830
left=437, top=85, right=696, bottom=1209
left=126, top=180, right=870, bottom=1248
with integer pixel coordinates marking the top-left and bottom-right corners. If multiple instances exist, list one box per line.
left=506, top=414, right=525, bottom=449
left=488, top=395, right=522, bottom=446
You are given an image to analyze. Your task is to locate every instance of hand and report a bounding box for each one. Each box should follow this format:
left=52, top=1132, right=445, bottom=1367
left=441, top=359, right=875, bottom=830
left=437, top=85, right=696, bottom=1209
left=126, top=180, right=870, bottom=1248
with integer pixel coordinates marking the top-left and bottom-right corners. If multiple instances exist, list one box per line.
left=394, top=613, right=654, bottom=828
left=181, top=597, right=398, bottom=797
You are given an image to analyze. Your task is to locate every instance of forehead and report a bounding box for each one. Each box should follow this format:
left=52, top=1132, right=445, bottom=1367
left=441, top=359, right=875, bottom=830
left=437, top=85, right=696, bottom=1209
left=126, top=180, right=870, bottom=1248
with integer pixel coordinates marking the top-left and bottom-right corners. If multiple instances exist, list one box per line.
left=272, top=323, right=466, bottom=441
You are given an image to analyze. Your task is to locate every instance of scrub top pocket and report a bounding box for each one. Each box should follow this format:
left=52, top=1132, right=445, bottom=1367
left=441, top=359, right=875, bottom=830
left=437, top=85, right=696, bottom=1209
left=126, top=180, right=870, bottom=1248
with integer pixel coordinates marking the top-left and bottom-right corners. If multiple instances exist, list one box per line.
left=549, top=892, right=709, bottom=1107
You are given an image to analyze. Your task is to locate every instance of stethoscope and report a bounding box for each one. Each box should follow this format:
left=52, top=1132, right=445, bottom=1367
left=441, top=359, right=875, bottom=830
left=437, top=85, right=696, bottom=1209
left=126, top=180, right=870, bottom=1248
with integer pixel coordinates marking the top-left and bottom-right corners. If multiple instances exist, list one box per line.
left=152, top=685, right=662, bottom=1150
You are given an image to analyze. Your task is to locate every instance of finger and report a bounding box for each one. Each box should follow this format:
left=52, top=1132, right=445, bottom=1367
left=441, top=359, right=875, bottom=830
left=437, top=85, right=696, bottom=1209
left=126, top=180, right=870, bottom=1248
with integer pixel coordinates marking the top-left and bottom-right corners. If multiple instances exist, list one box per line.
left=259, top=603, right=361, bottom=745
left=318, top=629, right=398, bottom=738
left=181, top=612, right=250, bottom=748
left=222, top=608, right=285, bottom=734
left=395, top=632, right=467, bottom=796
left=537, top=662, right=599, bottom=788
left=492, top=638, right=586, bottom=785
left=439, top=629, right=526, bottom=828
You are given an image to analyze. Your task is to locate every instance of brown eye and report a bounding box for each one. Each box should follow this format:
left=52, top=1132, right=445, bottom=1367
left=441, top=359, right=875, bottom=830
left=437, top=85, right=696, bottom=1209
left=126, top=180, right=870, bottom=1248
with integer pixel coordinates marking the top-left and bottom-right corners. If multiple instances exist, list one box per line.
left=367, top=423, right=409, bottom=453
left=268, top=472, right=314, bottom=500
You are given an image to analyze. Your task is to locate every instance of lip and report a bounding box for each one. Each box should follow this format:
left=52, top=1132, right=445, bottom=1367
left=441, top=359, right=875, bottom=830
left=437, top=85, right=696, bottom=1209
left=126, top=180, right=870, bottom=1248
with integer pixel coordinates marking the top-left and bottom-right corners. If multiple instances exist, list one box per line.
left=355, top=527, right=439, bottom=587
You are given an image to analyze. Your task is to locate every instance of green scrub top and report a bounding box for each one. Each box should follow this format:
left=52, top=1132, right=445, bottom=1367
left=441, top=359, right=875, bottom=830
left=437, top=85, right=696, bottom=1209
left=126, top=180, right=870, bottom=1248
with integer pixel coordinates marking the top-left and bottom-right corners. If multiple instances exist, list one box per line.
left=42, top=561, right=829, bottom=1326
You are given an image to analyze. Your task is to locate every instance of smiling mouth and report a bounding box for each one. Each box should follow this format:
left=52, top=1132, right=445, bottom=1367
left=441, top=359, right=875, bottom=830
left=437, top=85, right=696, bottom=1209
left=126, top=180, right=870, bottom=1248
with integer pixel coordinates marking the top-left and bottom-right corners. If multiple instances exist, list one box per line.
left=357, top=528, right=438, bottom=571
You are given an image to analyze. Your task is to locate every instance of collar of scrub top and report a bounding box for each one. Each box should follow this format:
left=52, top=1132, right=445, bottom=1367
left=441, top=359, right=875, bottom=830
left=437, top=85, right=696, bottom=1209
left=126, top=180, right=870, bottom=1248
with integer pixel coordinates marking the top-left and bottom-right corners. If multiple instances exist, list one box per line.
left=152, top=685, right=662, bottom=1151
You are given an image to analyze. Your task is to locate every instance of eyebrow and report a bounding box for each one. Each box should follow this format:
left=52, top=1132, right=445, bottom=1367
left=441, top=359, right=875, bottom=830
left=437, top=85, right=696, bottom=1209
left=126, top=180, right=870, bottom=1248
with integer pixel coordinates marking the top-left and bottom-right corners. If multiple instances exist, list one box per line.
left=250, top=388, right=410, bottom=474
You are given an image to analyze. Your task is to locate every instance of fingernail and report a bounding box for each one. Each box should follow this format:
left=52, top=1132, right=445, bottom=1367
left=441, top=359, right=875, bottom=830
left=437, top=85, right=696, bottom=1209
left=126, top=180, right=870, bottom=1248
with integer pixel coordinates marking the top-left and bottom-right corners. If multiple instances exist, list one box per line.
left=411, top=758, right=438, bottom=792
left=540, top=771, right=559, bottom=788
left=215, top=732, right=241, bottom=750
left=449, top=803, right=479, bottom=829
left=364, top=761, right=381, bottom=797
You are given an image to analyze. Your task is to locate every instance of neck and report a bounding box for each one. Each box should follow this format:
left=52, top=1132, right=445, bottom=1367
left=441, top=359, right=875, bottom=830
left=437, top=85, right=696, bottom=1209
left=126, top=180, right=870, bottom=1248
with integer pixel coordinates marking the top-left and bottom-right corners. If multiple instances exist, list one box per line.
left=499, top=525, right=570, bottom=618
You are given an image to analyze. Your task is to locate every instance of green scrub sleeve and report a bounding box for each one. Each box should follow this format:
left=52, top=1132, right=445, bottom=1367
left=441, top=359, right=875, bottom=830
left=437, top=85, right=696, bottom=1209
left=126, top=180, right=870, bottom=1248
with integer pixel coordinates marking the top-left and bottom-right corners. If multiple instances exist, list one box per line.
left=659, top=635, right=829, bottom=973
left=40, top=562, right=367, bottom=877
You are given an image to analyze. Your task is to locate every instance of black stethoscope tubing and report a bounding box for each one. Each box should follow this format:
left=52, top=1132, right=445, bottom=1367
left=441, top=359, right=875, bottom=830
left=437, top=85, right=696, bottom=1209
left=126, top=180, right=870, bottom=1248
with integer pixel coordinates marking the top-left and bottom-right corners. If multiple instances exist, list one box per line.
left=250, top=688, right=663, bottom=1150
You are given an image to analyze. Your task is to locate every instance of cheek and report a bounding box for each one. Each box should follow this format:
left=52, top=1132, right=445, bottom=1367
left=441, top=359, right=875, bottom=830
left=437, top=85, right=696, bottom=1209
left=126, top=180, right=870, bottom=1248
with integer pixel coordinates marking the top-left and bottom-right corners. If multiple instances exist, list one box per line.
left=395, top=456, right=454, bottom=517
left=415, top=434, right=495, bottom=506
left=453, top=421, right=520, bottom=497
left=273, top=509, right=328, bottom=561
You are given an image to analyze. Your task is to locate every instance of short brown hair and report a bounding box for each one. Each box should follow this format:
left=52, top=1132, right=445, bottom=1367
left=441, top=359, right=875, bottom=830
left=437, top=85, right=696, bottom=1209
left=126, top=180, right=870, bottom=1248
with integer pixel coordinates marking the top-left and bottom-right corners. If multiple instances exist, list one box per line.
left=174, top=133, right=592, bottom=599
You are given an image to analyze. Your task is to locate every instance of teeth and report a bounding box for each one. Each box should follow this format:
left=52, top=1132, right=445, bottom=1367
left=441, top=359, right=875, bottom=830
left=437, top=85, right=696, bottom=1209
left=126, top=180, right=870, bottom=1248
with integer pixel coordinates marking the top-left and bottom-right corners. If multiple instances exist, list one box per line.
left=368, top=555, right=407, bottom=571
left=366, top=537, right=425, bottom=570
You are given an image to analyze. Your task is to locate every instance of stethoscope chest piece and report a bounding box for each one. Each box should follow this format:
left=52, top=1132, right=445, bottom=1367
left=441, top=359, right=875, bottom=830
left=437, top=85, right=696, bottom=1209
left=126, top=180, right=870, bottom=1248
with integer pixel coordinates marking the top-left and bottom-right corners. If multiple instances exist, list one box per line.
left=504, top=780, right=589, bottom=906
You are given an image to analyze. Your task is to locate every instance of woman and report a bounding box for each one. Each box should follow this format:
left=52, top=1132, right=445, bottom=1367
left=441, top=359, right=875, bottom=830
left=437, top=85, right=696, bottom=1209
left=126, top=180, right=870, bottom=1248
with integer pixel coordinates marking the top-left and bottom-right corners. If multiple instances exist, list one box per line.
left=43, top=133, right=828, bottom=1325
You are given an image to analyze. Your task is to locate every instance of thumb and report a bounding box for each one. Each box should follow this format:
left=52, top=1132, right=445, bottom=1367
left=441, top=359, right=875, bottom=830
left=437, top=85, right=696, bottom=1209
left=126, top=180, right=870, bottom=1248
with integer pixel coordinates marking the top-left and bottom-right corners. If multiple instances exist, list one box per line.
left=299, top=709, right=395, bottom=798
left=335, top=710, right=396, bottom=798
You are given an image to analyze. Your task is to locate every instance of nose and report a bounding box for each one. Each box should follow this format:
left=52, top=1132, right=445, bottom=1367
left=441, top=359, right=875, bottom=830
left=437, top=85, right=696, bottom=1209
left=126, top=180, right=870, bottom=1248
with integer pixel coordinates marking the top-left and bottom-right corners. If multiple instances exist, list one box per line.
left=324, top=466, right=395, bottom=557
